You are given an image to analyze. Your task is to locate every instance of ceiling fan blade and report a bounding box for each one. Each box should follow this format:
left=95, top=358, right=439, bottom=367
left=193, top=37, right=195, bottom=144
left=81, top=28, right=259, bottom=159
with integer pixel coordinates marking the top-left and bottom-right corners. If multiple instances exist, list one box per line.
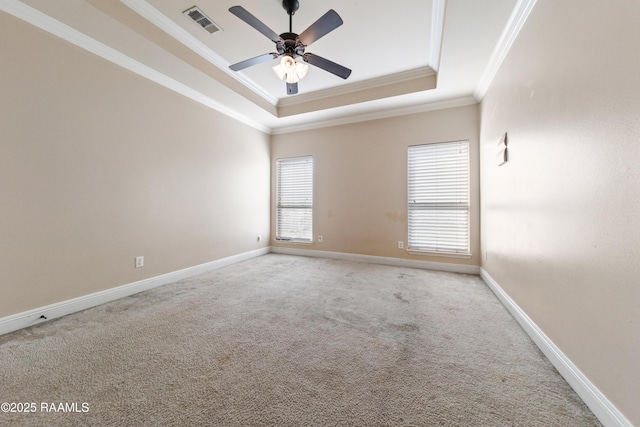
left=229, top=6, right=282, bottom=42
left=303, top=53, right=351, bottom=79
left=229, top=53, right=278, bottom=71
left=298, top=10, right=343, bottom=46
left=286, top=82, right=298, bottom=95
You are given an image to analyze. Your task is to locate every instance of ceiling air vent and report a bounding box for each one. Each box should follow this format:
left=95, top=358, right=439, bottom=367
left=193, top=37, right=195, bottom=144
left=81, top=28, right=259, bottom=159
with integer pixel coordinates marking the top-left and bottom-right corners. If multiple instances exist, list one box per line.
left=183, top=6, right=222, bottom=35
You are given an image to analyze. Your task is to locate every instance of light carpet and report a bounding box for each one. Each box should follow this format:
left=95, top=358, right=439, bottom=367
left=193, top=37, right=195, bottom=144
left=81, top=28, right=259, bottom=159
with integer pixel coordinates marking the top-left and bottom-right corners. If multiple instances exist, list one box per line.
left=0, top=254, right=600, bottom=426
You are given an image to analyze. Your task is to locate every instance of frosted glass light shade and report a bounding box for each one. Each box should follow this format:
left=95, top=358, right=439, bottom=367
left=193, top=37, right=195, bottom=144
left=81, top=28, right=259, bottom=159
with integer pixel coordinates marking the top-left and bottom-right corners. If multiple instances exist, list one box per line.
left=295, top=62, right=309, bottom=79
left=272, top=64, right=286, bottom=80
left=280, top=55, right=296, bottom=73
left=272, top=56, right=309, bottom=84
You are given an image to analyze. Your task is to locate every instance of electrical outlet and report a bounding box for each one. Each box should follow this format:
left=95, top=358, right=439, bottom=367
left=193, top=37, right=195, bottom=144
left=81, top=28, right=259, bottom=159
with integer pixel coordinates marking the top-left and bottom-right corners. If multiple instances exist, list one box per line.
left=257, top=235, right=262, bottom=242
left=318, top=235, right=323, bottom=243
left=135, top=256, right=144, bottom=268
left=483, top=251, right=488, bottom=260
left=398, top=241, right=404, bottom=249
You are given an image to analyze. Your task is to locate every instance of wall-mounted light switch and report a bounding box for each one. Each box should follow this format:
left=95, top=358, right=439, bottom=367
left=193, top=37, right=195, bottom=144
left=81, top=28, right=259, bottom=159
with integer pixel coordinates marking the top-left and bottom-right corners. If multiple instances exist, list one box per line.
left=135, top=256, right=144, bottom=268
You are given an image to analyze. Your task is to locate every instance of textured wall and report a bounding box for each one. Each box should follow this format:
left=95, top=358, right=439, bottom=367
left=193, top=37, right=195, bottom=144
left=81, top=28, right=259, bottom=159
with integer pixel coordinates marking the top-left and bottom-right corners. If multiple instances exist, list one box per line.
left=0, top=13, right=270, bottom=317
left=480, top=0, right=640, bottom=423
left=271, top=104, right=480, bottom=267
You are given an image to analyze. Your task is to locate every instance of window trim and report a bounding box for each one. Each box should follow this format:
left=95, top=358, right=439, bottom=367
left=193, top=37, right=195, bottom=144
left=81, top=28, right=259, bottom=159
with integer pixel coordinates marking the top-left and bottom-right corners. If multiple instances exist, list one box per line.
left=407, top=140, right=471, bottom=256
left=275, top=155, right=314, bottom=243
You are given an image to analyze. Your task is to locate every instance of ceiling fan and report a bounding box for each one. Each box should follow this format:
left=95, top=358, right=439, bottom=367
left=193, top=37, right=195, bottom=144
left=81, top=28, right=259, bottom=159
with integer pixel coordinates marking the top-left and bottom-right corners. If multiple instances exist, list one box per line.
left=228, top=0, right=352, bottom=95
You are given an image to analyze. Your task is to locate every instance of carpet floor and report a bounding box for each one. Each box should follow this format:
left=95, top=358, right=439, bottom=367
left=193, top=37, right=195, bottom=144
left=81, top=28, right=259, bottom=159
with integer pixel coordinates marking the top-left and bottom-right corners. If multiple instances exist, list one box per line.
left=0, top=254, right=600, bottom=426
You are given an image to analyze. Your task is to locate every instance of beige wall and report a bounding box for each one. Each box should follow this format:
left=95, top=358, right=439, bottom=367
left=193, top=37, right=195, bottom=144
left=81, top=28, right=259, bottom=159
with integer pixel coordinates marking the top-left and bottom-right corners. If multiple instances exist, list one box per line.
left=480, top=0, right=640, bottom=423
left=0, top=13, right=270, bottom=317
left=271, top=105, right=480, bottom=267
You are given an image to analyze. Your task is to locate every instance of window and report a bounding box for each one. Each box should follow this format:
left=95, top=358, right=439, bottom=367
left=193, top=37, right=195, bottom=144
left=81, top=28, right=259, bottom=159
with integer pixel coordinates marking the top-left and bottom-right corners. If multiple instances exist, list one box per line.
left=276, top=156, right=313, bottom=242
left=408, top=141, right=470, bottom=255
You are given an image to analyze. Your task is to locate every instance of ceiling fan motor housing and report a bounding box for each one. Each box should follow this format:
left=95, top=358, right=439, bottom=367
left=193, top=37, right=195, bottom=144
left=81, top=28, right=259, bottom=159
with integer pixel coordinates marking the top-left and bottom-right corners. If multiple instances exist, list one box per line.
left=277, top=33, right=305, bottom=57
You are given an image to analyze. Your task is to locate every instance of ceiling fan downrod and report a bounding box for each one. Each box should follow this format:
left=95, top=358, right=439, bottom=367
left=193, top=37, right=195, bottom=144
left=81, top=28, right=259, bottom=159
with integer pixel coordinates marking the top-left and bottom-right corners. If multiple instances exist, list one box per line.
left=282, top=0, right=299, bottom=33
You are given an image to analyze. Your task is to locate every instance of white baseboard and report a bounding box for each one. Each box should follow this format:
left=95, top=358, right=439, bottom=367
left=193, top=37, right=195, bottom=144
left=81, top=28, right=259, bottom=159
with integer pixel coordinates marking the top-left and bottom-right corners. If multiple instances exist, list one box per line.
left=0, top=247, right=270, bottom=337
left=480, top=268, right=632, bottom=427
left=271, top=247, right=481, bottom=275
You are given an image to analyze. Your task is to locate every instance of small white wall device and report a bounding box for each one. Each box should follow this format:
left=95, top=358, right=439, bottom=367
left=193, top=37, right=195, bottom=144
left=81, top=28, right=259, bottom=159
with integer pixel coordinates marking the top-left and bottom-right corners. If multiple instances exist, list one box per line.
left=497, top=132, right=508, bottom=166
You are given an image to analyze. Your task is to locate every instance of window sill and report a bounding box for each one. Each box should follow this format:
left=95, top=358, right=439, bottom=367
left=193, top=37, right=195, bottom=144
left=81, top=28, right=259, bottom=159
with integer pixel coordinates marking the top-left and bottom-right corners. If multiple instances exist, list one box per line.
left=274, top=239, right=313, bottom=245
left=407, top=250, right=472, bottom=259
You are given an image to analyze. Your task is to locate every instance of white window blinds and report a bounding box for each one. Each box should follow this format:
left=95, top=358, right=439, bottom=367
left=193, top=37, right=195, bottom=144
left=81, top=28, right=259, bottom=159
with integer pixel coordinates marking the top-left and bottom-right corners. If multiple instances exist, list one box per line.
left=408, top=141, right=470, bottom=254
left=276, top=156, right=313, bottom=242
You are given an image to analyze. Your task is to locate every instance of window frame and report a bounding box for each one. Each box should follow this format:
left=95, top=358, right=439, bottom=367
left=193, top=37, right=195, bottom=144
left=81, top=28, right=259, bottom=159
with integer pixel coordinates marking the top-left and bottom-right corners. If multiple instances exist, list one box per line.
left=407, top=140, right=471, bottom=256
left=275, top=155, right=314, bottom=243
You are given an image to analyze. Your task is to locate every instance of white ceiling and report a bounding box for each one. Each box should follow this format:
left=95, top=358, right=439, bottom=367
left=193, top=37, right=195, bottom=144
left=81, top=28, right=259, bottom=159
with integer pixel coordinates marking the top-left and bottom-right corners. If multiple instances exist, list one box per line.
left=2, top=0, right=532, bottom=134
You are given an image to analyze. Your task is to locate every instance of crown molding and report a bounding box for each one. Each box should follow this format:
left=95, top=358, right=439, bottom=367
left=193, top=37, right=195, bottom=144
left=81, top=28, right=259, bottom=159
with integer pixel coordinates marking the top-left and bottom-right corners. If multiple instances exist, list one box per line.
left=277, top=66, right=436, bottom=109
left=429, top=0, right=446, bottom=71
left=119, top=0, right=278, bottom=106
left=474, top=0, right=537, bottom=100
left=0, top=0, right=270, bottom=134
left=3, top=0, right=519, bottom=136
left=272, top=95, right=478, bottom=135
left=276, top=72, right=436, bottom=118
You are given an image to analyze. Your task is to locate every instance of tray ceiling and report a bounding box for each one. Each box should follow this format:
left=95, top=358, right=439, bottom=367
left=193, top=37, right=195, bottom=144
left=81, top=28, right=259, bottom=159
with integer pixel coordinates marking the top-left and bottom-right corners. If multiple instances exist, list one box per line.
left=1, top=0, right=532, bottom=133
